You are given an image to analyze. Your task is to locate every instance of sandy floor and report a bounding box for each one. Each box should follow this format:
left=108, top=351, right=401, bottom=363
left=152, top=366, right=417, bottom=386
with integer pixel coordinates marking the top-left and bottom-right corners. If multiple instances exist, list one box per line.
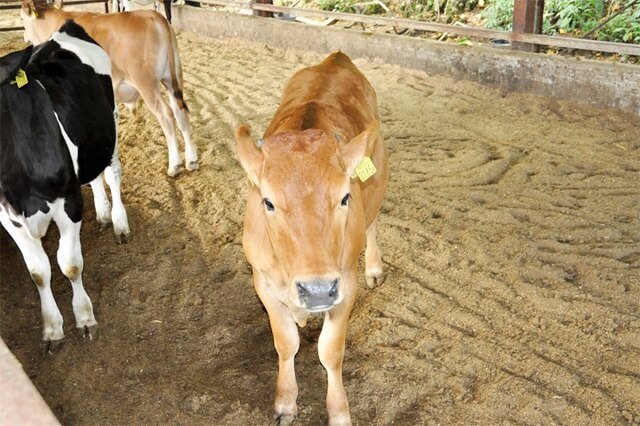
left=1, top=13, right=640, bottom=426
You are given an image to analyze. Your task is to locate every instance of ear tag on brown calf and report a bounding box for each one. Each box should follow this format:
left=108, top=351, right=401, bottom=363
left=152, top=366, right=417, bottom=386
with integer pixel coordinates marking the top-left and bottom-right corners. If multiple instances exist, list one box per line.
left=29, top=7, right=38, bottom=18
left=11, top=69, right=29, bottom=88
left=256, top=138, right=265, bottom=148
left=352, top=156, right=377, bottom=182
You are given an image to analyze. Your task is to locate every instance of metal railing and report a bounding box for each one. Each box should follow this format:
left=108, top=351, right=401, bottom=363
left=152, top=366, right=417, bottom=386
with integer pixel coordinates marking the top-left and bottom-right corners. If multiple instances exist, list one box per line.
left=198, top=0, right=640, bottom=56
left=0, top=0, right=109, bottom=31
left=2, top=0, right=639, bottom=56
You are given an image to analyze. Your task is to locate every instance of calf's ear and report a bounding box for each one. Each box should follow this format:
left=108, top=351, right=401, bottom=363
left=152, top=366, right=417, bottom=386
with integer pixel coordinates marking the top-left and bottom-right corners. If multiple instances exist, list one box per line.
left=21, top=0, right=36, bottom=17
left=340, top=120, right=379, bottom=176
left=235, top=125, right=263, bottom=186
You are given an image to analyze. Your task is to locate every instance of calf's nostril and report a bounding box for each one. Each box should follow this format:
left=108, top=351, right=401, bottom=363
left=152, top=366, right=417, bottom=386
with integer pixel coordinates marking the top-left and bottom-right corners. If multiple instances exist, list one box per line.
left=296, top=282, right=309, bottom=299
left=329, top=280, right=338, bottom=298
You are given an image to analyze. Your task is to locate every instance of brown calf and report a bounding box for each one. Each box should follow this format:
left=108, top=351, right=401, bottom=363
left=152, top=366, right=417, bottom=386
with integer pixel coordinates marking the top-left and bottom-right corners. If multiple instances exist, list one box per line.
left=236, top=52, right=389, bottom=425
left=21, top=0, right=197, bottom=176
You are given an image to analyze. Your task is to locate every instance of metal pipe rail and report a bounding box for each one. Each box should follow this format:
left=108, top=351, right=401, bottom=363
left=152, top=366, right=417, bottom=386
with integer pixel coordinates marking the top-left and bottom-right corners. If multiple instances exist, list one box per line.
left=0, top=0, right=109, bottom=30
left=200, top=0, right=640, bottom=56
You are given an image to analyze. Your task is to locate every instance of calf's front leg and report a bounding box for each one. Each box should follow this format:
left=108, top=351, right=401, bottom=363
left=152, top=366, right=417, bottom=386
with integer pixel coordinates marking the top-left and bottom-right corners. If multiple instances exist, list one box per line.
left=253, top=272, right=300, bottom=425
left=319, top=270, right=357, bottom=426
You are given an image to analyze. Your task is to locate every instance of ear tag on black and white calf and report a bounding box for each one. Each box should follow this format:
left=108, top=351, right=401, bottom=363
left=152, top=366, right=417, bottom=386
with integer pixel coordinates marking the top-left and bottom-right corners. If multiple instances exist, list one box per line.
left=11, top=69, right=29, bottom=88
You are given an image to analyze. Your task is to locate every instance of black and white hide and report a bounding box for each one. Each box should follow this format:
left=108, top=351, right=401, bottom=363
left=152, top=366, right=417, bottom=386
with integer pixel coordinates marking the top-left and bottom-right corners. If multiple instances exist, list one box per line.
left=0, top=20, right=130, bottom=348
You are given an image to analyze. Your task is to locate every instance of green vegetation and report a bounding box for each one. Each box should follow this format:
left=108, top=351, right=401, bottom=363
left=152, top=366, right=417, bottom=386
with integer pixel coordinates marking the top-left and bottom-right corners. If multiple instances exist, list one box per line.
left=314, top=0, right=640, bottom=44
left=482, top=0, right=640, bottom=43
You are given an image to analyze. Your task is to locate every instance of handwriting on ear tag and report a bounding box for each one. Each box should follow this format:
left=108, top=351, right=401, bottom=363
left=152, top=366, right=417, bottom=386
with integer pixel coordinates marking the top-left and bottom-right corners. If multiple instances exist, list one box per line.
left=14, top=69, right=28, bottom=88
left=354, top=156, right=376, bottom=182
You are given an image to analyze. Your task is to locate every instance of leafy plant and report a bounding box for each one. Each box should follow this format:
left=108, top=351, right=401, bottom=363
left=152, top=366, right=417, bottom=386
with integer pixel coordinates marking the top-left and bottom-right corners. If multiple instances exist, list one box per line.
left=481, top=0, right=513, bottom=30
left=481, top=0, right=640, bottom=44
left=387, top=0, right=479, bottom=21
left=595, top=5, right=640, bottom=43
left=318, top=0, right=357, bottom=13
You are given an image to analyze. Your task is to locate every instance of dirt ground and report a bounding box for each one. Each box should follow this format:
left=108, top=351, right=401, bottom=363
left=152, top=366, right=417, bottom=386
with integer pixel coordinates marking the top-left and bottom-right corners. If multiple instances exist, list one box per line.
left=1, top=13, right=640, bottom=426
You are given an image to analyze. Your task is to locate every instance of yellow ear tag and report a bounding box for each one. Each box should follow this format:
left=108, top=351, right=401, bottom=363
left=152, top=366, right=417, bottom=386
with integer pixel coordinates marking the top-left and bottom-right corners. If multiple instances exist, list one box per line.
left=353, top=156, right=377, bottom=182
left=29, top=7, right=38, bottom=18
left=13, top=69, right=29, bottom=88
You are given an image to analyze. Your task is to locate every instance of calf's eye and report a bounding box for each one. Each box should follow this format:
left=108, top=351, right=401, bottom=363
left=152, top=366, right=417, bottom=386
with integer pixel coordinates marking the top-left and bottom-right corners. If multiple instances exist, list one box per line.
left=263, top=198, right=275, bottom=211
left=341, top=193, right=351, bottom=207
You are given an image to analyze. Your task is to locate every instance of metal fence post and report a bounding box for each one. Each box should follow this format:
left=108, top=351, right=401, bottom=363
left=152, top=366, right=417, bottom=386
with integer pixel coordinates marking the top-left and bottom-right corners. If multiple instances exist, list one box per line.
left=512, top=0, right=544, bottom=52
left=253, top=0, right=274, bottom=17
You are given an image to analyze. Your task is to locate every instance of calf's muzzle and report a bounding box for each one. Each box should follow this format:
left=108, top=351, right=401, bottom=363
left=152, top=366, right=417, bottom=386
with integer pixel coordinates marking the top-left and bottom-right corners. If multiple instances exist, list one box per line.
left=296, top=278, right=339, bottom=311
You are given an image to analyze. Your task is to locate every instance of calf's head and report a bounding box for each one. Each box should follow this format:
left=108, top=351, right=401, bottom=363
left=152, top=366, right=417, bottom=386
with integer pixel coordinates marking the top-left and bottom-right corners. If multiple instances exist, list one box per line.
left=20, top=0, right=59, bottom=45
left=236, top=123, right=378, bottom=312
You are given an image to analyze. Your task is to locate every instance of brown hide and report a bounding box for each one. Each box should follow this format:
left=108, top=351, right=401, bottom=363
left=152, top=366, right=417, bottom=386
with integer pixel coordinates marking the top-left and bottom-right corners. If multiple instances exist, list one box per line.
left=236, top=52, right=388, bottom=425
left=21, top=0, right=198, bottom=176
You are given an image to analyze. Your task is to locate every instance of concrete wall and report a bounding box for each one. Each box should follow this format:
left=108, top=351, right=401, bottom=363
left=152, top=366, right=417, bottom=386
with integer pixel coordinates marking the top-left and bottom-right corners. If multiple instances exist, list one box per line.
left=0, top=338, right=59, bottom=425
left=173, top=6, right=640, bottom=116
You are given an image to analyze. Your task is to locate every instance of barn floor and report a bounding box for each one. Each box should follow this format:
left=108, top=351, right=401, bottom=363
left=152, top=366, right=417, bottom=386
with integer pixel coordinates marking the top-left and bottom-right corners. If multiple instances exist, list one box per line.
left=1, top=25, right=640, bottom=426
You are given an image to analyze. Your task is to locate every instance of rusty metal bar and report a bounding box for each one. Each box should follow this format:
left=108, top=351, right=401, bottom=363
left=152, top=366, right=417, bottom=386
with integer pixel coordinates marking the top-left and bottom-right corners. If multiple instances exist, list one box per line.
left=512, top=0, right=544, bottom=52
left=0, top=0, right=110, bottom=31
left=2, top=0, right=639, bottom=56
left=252, top=0, right=273, bottom=18
left=200, top=0, right=640, bottom=56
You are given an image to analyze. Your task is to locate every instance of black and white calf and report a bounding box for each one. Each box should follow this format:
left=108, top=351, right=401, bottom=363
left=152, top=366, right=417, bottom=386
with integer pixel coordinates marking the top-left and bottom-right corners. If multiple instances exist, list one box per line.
left=0, top=20, right=130, bottom=347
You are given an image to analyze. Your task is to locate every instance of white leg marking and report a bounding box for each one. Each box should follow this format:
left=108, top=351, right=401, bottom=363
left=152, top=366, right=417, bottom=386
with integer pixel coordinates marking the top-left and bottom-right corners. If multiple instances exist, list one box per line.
left=0, top=210, right=64, bottom=342
left=52, top=205, right=97, bottom=334
left=90, top=174, right=112, bottom=227
left=168, top=92, right=198, bottom=171
left=104, top=149, right=131, bottom=242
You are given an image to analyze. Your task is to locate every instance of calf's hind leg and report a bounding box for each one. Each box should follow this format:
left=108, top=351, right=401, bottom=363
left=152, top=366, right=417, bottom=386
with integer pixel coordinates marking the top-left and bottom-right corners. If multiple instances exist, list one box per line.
left=53, top=211, right=97, bottom=339
left=104, top=148, right=131, bottom=243
left=138, top=84, right=182, bottom=176
left=166, top=84, right=198, bottom=172
left=364, top=220, right=385, bottom=288
left=90, top=174, right=112, bottom=228
left=0, top=213, right=64, bottom=346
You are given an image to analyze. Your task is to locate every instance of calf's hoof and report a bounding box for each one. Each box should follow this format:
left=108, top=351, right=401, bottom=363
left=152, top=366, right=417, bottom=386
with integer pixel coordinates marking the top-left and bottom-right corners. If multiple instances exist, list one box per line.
left=365, top=271, right=386, bottom=289
left=114, top=231, right=131, bottom=244
left=97, top=219, right=112, bottom=230
left=80, top=323, right=99, bottom=340
left=275, top=414, right=296, bottom=426
left=167, top=165, right=182, bottom=177
left=42, top=337, right=65, bottom=354
left=186, top=160, right=199, bottom=172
